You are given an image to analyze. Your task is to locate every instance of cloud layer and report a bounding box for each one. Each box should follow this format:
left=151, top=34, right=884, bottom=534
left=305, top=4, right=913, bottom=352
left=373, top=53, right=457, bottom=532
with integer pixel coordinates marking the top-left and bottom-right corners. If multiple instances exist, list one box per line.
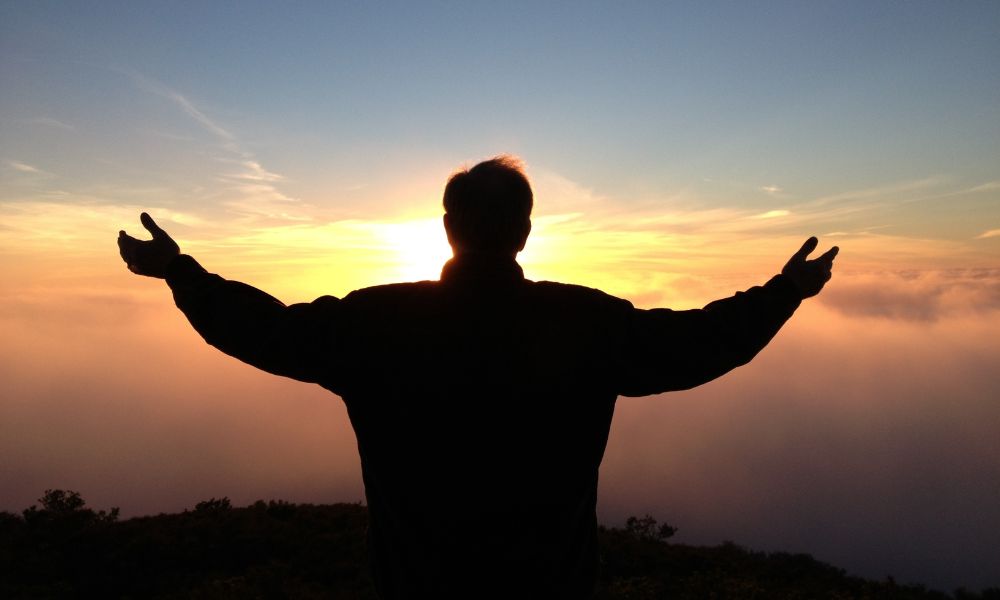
left=819, top=269, right=1000, bottom=321
left=1, top=269, right=998, bottom=591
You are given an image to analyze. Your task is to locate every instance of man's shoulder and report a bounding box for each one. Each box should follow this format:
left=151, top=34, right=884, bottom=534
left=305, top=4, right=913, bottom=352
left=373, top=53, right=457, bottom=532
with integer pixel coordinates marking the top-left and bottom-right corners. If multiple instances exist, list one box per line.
left=530, top=279, right=630, bottom=302
left=342, top=280, right=439, bottom=305
left=341, top=278, right=634, bottom=313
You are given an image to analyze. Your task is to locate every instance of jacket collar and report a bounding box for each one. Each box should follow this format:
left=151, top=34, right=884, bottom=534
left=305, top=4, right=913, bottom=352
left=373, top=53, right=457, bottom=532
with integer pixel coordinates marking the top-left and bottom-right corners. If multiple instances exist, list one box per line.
left=440, top=253, right=525, bottom=284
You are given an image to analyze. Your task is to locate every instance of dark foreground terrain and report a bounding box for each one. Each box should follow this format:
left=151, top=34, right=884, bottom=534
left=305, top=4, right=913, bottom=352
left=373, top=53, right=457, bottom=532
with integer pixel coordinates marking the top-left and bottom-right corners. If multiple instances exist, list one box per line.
left=1, top=490, right=996, bottom=599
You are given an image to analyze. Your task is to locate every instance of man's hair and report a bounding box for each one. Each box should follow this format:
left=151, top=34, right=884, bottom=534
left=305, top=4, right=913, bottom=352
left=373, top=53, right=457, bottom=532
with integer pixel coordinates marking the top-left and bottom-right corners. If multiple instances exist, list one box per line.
left=443, top=155, right=533, bottom=254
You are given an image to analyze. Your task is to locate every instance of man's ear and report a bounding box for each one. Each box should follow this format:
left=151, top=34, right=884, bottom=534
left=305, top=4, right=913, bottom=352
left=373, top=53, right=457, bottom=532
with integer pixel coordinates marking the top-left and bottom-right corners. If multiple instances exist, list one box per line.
left=443, top=213, right=458, bottom=252
left=516, top=219, right=531, bottom=253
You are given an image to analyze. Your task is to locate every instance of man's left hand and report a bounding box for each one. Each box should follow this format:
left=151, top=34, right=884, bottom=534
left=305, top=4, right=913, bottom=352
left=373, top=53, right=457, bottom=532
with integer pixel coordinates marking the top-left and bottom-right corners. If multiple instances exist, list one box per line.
left=781, top=236, right=839, bottom=299
left=118, top=212, right=180, bottom=279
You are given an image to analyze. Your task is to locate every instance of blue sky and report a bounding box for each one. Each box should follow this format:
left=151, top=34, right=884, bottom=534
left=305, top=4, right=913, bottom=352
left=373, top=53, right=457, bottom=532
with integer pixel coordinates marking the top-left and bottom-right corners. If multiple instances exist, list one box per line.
left=3, top=1, right=998, bottom=238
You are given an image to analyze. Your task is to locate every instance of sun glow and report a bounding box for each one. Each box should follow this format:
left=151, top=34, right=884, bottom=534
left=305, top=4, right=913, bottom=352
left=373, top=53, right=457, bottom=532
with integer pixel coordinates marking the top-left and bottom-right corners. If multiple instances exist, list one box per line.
left=372, top=217, right=454, bottom=282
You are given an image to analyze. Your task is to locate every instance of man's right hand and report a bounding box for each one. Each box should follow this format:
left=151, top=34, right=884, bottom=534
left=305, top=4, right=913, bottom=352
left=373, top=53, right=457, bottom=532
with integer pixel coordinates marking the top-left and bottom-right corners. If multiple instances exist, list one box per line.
left=781, top=237, right=839, bottom=299
left=117, top=212, right=180, bottom=279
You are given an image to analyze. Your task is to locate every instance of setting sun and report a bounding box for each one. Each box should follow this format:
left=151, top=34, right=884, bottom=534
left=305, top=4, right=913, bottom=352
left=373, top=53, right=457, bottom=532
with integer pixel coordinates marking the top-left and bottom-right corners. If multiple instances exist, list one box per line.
left=371, top=217, right=453, bottom=282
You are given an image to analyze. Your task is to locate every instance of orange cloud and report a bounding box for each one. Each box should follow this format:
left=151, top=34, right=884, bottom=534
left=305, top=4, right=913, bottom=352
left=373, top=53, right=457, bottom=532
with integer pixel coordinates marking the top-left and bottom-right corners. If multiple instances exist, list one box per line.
left=819, top=269, right=1000, bottom=321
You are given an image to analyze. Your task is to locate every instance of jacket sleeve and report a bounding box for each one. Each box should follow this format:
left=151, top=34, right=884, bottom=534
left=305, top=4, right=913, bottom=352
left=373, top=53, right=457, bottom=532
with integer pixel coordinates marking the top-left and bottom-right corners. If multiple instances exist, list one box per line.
left=164, top=254, right=345, bottom=386
left=615, top=274, right=802, bottom=397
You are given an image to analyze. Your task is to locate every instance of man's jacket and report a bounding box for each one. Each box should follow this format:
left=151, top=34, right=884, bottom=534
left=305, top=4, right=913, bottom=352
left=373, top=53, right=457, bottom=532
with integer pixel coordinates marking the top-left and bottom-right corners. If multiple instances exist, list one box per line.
left=165, top=252, right=802, bottom=599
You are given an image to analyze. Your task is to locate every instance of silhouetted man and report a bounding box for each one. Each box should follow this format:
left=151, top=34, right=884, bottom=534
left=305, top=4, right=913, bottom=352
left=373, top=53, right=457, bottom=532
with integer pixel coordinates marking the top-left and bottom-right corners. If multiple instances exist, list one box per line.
left=118, top=156, right=838, bottom=599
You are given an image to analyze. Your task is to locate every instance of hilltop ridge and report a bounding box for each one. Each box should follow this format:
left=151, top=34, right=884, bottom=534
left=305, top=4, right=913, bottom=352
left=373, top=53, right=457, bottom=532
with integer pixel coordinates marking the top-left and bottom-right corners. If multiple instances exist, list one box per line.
left=1, top=490, right=996, bottom=599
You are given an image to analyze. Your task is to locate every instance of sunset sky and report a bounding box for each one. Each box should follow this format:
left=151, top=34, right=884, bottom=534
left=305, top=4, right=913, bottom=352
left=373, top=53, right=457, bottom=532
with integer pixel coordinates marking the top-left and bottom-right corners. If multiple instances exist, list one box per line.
left=2, top=1, right=999, bottom=592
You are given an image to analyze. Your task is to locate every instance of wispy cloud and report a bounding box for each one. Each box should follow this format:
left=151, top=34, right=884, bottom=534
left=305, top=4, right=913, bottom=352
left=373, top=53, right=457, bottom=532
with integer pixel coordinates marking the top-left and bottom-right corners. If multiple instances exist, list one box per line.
left=141, top=129, right=197, bottom=143
left=533, top=174, right=961, bottom=248
left=976, top=229, right=1000, bottom=240
left=221, top=159, right=285, bottom=183
left=7, top=161, right=43, bottom=174
left=812, top=177, right=943, bottom=206
left=965, top=181, right=1000, bottom=194
left=752, top=209, right=790, bottom=219
left=122, top=69, right=235, bottom=144
left=760, top=185, right=782, bottom=194
left=25, top=117, right=75, bottom=131
left=163, top=90, right=236, bottom=143
left=122, top=69, right=305, bottom=223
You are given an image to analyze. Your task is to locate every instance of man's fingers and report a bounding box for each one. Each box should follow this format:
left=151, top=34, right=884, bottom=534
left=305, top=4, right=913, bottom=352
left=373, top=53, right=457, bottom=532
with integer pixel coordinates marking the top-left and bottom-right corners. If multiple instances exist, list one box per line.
left=118, top=231, right=138, bottom=264
left=118, top=231, right=129, bottom=251
left=818, top=246, right=839, bottom=264
left=118, top=231, right=139, bottom=246
left=792, top=236, right=819, bottom=262
left=140, top=212, right=167, bottom=240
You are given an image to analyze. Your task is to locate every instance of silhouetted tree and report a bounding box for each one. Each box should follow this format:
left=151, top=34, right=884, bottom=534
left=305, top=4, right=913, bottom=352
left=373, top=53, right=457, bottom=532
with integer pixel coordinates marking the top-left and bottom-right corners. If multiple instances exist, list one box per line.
left=194, top=496, right=232, bottom=514
left=624, top=514, right=676, bottom=542
left=21, top=488, right=119, bottom=526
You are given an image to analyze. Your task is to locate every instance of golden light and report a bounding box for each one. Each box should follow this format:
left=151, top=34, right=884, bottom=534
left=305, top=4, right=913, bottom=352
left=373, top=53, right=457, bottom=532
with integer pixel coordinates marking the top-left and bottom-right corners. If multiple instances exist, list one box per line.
left=371, top=217, right=454, bottom=282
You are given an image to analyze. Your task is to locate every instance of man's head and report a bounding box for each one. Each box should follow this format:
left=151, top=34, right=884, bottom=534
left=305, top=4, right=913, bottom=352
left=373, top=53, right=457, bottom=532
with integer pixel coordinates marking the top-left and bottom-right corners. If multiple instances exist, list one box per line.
left=443, top=156, right=533, bottom=257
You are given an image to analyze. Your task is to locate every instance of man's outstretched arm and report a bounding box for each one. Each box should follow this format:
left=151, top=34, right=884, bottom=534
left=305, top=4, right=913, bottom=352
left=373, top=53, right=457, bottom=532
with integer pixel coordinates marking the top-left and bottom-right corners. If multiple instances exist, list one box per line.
left=118, top=213, right=343, bottom=386
left=616, top=237, right=838, bottom=396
